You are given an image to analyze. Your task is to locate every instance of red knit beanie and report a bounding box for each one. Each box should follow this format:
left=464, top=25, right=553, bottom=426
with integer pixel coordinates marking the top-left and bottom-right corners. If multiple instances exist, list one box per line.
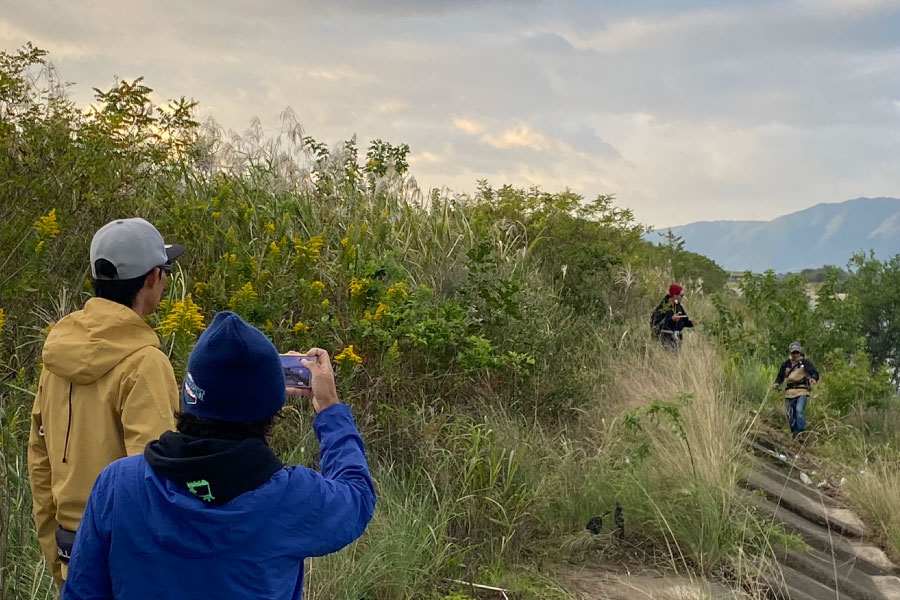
left=669, top=284, right=683, bottom=297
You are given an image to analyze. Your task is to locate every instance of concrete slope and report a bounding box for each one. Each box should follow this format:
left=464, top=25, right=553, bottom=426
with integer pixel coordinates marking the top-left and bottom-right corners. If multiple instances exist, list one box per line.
left=745, top=436, right=900, bottom=600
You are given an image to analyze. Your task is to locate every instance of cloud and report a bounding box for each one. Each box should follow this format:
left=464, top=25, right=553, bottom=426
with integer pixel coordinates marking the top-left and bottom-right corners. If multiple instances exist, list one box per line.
left=0, top=19, right=93, bottom=60
left=410, top=151, right=442, bottom=165
left=452, top=117, right=486, bottom=136
left=292, top=0, right=542, bottom=17
left=305, top=67, right=362, bottom=82
left=4, top=0, right=900, bottom=228
left=481, top=123, right=563, bottom=152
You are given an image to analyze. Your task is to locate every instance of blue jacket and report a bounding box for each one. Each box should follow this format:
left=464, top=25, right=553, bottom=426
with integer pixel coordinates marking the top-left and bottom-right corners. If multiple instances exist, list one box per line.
left=64, top=404, right=375, bottom=599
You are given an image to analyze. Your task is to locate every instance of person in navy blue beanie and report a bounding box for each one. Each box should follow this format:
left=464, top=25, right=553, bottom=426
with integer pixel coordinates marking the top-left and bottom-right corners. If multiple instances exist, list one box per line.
left=180, top=311, right=288, bottom=423
left=64, top=311, right=376, bottom=600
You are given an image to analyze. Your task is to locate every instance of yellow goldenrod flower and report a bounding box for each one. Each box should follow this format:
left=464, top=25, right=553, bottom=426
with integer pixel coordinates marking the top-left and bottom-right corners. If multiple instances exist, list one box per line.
left=340, top=235, right=357, bottom=262
left=0, top=308, right=6, bottom=334
left=292, top=321, right=309, bottom=334
left=308, top=235, right=326, bottom=253
left=211, top=211, right=221, bottom=219
left=265, top=222, right=276, bottom=233
left=269, top=241, right=280, bottom=254
left=35, top=240, right=46, bottom=254
left=157, top=295, right=206, bottom=337
left=239, top=282, right=257, bottom=299
left=310, top=280, right=325, bottom=294
left=229, top=282, right=258, bottom=309
left=386, top=282, right=409, bottom=302
left=294, top=235, right=326, bottom=263
left=334, top=345, right=362, bottom=367
left=193, top=282, right=209, bottom=296
left=321, top=299, right=330, bottom=309
left=265, top=320, right=274, bottom=333
left=349, top=277, right=370, bottom=298
left=365, top=302, right=388, bottom=322
left=33, top=209, right=61, bottom=239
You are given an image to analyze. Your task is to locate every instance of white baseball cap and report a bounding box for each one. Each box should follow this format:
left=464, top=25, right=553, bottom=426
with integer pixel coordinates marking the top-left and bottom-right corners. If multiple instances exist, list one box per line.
left=90, top=218, right=185, bottom=280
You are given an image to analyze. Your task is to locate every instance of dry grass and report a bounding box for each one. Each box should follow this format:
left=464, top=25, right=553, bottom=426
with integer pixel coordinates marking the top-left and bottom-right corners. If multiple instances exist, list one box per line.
left=845, top=458, right=900, bottom=560
left=573, top=325, right=776, bottom=579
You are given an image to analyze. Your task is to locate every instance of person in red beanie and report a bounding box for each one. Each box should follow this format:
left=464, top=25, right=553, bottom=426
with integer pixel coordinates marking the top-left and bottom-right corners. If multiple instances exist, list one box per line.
left=650, top=284, right=697, bottom=351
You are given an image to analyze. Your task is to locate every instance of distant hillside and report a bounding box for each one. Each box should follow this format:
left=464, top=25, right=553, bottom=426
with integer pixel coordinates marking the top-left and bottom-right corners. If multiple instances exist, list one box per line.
left=651, top=197, right=900, bottom=273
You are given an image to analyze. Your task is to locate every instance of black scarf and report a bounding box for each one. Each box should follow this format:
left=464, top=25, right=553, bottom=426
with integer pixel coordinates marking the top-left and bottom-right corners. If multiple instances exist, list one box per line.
left=144, top=432, right=283, bottom=506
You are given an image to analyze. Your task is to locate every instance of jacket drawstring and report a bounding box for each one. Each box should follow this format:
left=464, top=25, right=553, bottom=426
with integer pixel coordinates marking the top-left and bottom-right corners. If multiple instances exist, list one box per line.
left=62, top=382, right=73, bottom=463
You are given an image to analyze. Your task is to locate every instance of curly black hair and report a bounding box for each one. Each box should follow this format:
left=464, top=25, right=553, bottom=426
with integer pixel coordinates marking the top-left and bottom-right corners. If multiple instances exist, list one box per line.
left=174, top=412, right=278, bottom=441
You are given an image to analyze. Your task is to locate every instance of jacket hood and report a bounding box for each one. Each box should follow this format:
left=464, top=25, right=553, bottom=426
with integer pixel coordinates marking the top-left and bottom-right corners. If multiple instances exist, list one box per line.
left=42, top=297, right=162, bottom=385
left=144, top=432, right=283, bottom=506
left=136, top=457, right=290, bottom=557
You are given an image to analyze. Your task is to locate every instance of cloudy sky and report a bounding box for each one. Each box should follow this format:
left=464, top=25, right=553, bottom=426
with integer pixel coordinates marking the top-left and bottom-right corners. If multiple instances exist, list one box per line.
left=3, top=0, right=900, bottom=228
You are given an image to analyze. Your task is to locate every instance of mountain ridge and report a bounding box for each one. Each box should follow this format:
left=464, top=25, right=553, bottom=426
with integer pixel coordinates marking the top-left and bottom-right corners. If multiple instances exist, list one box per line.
left=651, top=197, right=900, bottom=273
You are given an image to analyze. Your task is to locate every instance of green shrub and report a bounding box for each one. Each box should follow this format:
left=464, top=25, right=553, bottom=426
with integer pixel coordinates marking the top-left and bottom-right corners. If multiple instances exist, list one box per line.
left=819, top=349, right=896, bottom=416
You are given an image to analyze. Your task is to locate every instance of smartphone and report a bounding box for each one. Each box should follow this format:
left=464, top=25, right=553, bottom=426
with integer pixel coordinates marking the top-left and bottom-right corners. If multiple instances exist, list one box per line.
left=279, top=354, right=312, bottom=389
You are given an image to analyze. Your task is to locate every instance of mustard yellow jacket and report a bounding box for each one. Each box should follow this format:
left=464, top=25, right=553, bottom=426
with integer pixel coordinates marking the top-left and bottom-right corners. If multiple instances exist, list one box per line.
left=27, top=298, right=178, bottom=583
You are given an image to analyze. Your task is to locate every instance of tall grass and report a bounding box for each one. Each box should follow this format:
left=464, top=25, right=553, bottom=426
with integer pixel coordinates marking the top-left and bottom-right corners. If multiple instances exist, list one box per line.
left=0, top=390, right=55, bottom=600
left=844, top=456, right=900, bottom=560
left=601, top=332, right=754, bottom=573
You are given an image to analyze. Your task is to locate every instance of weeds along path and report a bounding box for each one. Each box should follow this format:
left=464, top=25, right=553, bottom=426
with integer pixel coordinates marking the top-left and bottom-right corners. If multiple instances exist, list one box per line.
left=553, top=333, right=899, bottom=600
left=742, top=431, right=900, bottom=600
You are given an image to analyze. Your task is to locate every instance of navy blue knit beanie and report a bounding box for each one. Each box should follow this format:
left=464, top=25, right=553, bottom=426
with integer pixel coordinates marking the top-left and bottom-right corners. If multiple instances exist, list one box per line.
left=181, top=311, right=286, bottom=422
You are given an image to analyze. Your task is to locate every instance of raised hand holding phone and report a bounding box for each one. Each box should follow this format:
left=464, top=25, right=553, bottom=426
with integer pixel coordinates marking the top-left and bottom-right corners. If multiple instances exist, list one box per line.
left=284, top=349, right=340, bottom=413
left=280, top=354, right=312, bottom=389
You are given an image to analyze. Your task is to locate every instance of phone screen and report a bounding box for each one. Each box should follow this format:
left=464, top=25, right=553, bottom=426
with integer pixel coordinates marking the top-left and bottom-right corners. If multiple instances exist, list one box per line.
left=279, top=355, right=312, bottom=389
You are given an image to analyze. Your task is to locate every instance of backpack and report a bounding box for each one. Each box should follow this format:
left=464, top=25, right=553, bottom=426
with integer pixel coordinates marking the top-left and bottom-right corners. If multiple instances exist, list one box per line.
left=650, top=299, right=667, bottom=334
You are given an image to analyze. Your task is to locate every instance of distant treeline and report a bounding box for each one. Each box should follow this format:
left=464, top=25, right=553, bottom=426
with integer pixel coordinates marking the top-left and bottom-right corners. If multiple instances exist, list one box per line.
left=780, top=266, right=852, bottom=283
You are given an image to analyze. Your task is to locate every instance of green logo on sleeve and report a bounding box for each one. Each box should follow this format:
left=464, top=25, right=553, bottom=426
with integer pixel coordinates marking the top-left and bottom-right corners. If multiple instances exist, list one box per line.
left=186, top=479, right=215, bottom=502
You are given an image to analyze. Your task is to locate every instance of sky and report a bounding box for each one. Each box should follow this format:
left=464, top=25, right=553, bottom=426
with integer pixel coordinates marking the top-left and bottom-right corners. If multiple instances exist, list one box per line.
left=3, top=0, right=900, bottom=228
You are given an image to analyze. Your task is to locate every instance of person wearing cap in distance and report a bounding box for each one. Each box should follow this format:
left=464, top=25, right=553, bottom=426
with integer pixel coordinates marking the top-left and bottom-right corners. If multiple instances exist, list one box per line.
left=773, top=342, right=819, bottom=437
left=651, top=284, right=697, bottom=351
left=64, top=312, right=376, bottom=600
left=27, top=218, right=185, bottom=593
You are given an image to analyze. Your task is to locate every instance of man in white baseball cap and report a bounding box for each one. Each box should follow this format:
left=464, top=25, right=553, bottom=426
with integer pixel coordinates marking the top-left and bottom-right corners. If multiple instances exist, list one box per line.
left=28, top=218, right=185, bottom=595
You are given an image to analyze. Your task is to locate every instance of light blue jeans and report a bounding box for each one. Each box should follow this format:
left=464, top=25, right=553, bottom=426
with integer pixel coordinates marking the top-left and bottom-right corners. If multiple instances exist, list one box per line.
left=786, top=395, right=808, bottom=433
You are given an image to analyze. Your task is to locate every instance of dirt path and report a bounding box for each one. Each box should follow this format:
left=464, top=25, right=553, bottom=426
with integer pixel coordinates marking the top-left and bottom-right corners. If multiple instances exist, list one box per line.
left=558, top=566, right=743, bottom=600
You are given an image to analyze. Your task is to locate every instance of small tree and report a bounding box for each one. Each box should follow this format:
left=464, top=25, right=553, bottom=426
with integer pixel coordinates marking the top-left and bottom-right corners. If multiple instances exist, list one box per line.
left=848, top=253, right=900, bottom=384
